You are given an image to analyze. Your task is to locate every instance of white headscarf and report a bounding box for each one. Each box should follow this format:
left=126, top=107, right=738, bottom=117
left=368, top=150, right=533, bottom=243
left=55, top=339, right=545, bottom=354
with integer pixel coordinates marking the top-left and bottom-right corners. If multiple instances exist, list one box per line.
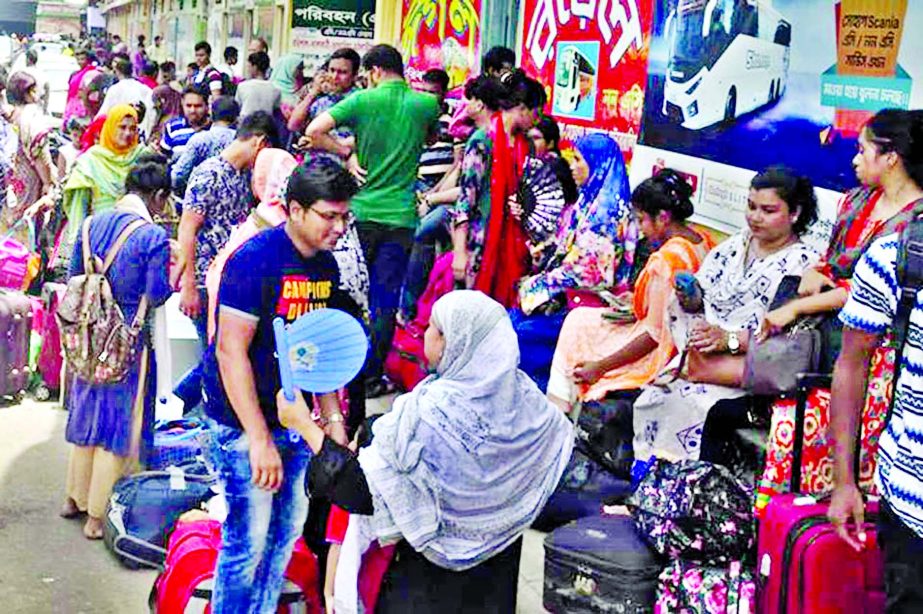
left=357, top=290, right=574, bottom=570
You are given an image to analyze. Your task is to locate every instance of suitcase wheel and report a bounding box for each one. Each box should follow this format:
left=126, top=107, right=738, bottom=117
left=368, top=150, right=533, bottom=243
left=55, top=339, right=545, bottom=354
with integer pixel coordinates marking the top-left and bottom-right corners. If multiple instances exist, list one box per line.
left=34, top=385, right=51, bottom=402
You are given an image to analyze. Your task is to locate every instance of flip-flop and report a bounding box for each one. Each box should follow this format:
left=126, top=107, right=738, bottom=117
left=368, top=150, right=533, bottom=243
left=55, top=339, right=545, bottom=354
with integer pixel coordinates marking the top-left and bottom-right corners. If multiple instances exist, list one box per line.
left=59, top=499, right=83, bottom=519
left=83, top=521, right=104, bottom=540
left=366, top=378, right=397, bottom=399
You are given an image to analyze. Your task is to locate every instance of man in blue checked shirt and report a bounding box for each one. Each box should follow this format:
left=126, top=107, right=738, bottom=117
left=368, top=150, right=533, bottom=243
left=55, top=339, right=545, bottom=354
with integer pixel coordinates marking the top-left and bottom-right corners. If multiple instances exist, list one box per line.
left=159, top=86, right=210, bottom=160
left=171, top=96, right=240, bottom=196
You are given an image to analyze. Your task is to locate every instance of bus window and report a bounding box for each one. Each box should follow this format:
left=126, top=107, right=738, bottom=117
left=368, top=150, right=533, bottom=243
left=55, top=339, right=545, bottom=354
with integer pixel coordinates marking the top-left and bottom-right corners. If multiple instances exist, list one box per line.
left=774, top=21, right=792, bottom=46
left=731, top=1, right=758, bottom=37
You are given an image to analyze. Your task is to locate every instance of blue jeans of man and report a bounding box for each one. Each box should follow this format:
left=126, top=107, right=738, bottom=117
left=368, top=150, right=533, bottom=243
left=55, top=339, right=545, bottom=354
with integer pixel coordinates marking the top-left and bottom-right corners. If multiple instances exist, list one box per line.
left=356, top=221, right=414, bottom=380
left=204, top=420, right=311, bottom=614
left=174, top=287, right=209, bottom=412
left=400, top=205, right=451, bottom=321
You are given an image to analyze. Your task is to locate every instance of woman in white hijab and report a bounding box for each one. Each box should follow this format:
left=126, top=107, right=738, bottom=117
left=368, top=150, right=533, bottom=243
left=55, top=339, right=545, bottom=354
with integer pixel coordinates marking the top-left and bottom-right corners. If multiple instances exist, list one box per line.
left=279, top=290, right=574, bottom=612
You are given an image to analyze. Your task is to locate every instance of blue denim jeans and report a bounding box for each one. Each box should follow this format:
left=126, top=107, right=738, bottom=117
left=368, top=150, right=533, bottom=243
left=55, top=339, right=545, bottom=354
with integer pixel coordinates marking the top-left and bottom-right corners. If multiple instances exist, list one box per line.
left=204, top=420, right=312, bottom=614
left=400, top=206, right=451, bottom=321
left=356, top=222, right=414, bottom=380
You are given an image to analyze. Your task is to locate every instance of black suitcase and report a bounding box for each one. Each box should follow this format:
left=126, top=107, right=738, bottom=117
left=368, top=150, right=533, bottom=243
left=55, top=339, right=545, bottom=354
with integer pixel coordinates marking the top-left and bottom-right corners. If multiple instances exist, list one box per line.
left=0, top=290, right=33, bottom=401
left=543, top=514, right=664, bottom=613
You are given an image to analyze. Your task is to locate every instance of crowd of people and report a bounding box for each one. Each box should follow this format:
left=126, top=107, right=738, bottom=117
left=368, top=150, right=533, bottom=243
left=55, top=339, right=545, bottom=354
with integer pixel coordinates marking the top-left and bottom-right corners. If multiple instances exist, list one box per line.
left=3, top=28, right=923, bottom=613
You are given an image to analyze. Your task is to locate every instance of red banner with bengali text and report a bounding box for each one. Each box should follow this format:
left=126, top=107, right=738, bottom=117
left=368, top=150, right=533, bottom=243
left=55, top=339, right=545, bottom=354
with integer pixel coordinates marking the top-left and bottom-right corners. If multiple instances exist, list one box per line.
left=400, top=0, right=483, bottom=90
left=519, top=0, right=654, bottom=162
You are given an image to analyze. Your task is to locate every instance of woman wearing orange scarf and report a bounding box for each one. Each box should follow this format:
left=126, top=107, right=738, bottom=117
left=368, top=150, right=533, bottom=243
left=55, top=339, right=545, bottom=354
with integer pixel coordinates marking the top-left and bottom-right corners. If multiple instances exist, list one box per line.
left=63, top=104, right=144, bottom=240
left=450, top=71, right=546, bottom=307
left=547, top=170, right=714, bottom=410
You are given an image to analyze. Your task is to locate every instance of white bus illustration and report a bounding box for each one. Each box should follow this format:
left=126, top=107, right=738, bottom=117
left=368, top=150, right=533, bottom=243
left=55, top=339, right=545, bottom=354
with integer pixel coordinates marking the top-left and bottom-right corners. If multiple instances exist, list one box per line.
left=662, top=0, right=791, bottom=130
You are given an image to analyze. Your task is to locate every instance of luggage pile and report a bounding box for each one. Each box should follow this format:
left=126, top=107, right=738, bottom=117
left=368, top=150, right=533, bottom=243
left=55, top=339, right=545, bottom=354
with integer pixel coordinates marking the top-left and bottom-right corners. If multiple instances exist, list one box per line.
left=541, top=376, right=886, bottom=613
left=93, top=419, right=325, bottom=613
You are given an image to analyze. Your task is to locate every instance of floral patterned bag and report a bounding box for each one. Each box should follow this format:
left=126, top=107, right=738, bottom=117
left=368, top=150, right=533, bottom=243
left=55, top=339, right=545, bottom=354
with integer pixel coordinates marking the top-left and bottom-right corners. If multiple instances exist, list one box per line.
left=627, top=459, right=754, bottom=565
left=654, top=559, right=756, bottom=614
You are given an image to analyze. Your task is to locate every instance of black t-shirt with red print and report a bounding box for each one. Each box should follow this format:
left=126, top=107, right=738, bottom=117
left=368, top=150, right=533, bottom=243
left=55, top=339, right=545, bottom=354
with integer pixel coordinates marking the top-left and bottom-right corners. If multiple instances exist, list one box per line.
left=204, top=225, right=340, bottom=429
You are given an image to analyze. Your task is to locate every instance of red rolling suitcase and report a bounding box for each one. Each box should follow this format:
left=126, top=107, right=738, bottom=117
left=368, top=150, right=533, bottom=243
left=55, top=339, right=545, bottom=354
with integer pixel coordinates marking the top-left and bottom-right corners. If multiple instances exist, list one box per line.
left=757, top=374, right=885, bottom=614
left=152, top=518, right=323, bottom=613
left=0, top=290, right=34, bottom=401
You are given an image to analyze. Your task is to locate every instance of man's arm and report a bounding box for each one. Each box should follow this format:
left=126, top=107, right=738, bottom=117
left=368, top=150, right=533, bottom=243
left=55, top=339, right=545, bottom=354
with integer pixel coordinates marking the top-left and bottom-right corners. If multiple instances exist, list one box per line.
left=304, top=112, right=350, bottom=158
left=287, top=84, right=320, bottom=132
left=216, top=312, right=283, bottom=491
left=828, top=235, right=897, bottom=550
left=177, top=208, right=204, bottom=317
left=831, top=328, right=881, bottom=489
left=171, top=138, right=200, bottom=193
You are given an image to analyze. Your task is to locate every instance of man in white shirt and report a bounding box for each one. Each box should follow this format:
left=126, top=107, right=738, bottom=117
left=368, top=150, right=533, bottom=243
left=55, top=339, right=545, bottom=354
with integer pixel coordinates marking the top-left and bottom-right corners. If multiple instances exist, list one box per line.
left=111, top=34, right=128, bottom=55
left=22, top=48, right=48, bottom=112
left=150, top=35, right=169, bottom=64
left=235, top=51, right=280, bottom=119
left=97, top=56, right=154, bottom=138
left=217, top=46, right=241, bottom=81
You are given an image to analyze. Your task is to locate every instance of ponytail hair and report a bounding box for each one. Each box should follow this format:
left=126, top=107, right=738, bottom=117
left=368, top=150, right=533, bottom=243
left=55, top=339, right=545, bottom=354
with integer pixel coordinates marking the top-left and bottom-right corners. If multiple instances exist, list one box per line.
left=866, top=109, right=923, bottom=189
left=751, top=165, right=818, bottom=236
left=631, top=168, right=695, bottom=222
left=125, top=153, right=170, bottom=196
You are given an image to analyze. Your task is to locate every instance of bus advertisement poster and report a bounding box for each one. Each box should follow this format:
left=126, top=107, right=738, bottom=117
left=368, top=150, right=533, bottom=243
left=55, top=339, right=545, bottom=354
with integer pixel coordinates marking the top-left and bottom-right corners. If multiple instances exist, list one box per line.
left=519, top=0, right=655, bottom=163
left=638, top=0, right=923, bottom=194
left=400, top=0, right=483, bottom=91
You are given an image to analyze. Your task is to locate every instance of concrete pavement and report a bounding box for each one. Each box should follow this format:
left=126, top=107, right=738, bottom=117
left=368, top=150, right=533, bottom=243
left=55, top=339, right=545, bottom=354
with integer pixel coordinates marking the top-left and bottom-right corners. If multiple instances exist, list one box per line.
left=0, top=400, right=549, bottom=613
left=0, top=400, right=156, bottom=613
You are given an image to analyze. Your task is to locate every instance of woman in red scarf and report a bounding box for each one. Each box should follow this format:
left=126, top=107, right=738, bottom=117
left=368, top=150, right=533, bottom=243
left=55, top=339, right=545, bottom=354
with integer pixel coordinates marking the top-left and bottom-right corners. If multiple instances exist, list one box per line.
left=63, top=48, right=98, bottom=124
left=450, top=71, right=546, bottom=307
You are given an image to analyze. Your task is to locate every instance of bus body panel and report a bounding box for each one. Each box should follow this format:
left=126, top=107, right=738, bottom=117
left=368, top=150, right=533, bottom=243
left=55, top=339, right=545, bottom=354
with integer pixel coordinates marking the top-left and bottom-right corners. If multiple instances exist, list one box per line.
left=662, top=0, right=791, bottom=130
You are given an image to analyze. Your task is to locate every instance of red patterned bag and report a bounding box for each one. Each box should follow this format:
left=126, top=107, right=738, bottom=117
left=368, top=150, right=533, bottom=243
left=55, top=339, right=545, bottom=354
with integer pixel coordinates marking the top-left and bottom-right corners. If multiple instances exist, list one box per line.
left=754, top=345, right=893, bottom=517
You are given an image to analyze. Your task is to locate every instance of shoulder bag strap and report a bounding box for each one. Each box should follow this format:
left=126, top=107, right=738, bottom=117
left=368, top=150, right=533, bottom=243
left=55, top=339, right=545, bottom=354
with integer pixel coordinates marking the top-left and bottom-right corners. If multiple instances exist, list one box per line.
left=101, top=219, right=149, bottom=275
left=890, top=215, right=923, bottom=424
left=81, top=217, right=95, bottom=274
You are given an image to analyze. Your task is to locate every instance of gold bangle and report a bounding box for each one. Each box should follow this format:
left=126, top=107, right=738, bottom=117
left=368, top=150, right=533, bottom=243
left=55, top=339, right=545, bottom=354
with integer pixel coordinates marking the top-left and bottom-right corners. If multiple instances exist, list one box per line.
left=324, top=413, right=345, bottom=425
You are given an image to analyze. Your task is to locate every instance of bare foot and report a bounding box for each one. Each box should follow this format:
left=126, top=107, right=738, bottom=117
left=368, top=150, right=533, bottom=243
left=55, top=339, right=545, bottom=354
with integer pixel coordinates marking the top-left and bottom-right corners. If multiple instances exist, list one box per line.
left=83, top=516, right=104, bottom=540
left=59, top=497, right=81, bottom=519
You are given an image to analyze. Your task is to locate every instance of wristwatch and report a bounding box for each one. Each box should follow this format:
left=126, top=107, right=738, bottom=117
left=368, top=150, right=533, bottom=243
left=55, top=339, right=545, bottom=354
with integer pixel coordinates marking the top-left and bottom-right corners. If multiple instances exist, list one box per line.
left=726, top=331, right=741, bottom=355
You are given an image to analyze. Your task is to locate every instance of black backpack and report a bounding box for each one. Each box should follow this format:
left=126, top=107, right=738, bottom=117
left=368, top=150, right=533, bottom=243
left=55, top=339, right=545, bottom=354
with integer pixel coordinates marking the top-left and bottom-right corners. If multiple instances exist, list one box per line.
left=888, top=215, right=923, bottom=421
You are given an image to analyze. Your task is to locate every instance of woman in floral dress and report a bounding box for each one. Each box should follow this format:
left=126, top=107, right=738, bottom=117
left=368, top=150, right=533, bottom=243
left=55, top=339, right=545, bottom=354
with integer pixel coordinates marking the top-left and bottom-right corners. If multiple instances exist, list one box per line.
left=517, top=132, right=636, bottom=315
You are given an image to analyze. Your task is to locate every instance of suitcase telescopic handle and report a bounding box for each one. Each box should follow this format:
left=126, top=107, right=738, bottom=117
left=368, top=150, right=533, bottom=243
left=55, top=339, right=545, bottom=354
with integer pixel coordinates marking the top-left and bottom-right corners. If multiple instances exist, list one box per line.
left=791, top=373, right=862, bottom=494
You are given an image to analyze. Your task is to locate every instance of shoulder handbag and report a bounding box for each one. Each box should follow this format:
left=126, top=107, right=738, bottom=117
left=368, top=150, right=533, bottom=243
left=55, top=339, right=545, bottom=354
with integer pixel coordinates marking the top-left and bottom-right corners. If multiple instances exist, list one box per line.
left=683, top=349, right=745, bottom=387
left=742, top=276, right=826, bottom=395
left=744, top=324, right=823, bottom=395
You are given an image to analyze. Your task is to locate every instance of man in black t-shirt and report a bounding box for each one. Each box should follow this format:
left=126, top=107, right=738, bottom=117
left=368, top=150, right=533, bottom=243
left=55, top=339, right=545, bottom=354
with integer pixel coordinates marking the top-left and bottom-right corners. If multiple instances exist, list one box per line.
left=203, top=156, right=358, bottom=612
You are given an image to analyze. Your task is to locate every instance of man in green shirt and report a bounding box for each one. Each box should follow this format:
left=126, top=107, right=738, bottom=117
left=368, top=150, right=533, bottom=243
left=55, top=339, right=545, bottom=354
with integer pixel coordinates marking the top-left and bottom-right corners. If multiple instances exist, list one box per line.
left=306, top=44, right=440, bottom=396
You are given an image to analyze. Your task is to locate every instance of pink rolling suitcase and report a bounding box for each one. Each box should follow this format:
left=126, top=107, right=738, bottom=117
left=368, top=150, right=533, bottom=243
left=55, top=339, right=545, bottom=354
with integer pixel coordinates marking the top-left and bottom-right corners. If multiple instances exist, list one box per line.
left=36, top=282, right=66, bottom=398
left=757, top=374, right=885, bottom=614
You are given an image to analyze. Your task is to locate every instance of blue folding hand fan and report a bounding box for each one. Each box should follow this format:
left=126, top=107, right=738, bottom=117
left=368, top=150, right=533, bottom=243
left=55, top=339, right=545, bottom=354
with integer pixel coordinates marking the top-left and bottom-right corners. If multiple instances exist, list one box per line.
left=273, top=309, right=368, bottom=400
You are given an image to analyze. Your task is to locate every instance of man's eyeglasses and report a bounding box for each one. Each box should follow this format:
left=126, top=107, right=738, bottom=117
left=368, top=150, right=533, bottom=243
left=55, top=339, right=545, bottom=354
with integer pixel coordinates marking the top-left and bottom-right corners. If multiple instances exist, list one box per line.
left=308, top=208, right=353, bottom=225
